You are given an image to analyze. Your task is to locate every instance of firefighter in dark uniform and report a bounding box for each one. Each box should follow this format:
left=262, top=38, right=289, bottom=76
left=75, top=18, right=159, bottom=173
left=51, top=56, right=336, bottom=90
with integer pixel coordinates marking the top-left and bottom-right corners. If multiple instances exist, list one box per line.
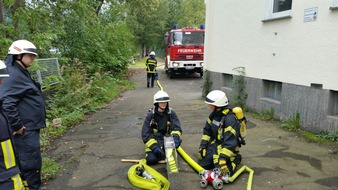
left=198, top=90, right=242, bottom=178
left=145, top=51, right=157, bottom=88
left=142, top=90, right=182, bottom=165
left=0, top=60, right=26, bottom=190
left=0, top=40, right=46, bottom=190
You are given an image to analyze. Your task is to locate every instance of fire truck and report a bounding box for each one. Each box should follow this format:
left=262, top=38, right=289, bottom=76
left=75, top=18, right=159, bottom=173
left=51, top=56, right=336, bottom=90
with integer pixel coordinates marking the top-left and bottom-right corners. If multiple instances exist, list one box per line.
left=164, top=24, right=205, bottom=79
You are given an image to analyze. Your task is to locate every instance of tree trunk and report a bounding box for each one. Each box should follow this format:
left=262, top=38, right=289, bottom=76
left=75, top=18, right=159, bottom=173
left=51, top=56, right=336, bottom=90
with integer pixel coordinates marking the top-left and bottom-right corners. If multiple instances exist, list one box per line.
left=13, top=0, right=22, bottom=32
left=0, top=0, right=5, bottom=24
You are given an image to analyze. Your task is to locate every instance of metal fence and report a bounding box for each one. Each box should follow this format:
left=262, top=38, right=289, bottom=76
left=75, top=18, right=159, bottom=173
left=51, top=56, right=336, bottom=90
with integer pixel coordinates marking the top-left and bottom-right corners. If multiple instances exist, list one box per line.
left=34, top=58, right=61, bottom=88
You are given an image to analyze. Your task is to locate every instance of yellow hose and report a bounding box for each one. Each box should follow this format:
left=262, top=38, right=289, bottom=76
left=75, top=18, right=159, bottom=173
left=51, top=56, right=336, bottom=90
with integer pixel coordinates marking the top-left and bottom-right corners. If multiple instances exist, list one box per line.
left=156, top=80, right=163, bottom=91
left=229, top=165, right=254, bottom=190
left=127, top=159, right=170, bottom=190
left=176, top=147, right=204, bottom=173
left=177, top=147, right=254, bottom=190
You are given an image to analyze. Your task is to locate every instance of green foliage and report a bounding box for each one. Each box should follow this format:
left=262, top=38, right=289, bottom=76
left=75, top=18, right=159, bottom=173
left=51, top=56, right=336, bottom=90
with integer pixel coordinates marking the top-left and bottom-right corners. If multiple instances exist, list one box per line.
left=317, top=130, right=338, bottom=142
left=0, top=0, right=136, bottom=73
left=176, top=0, right=206, bottom=28
left=41, top=63, right=134, bottom=152
left=41, top=156, right=60, bottom=182
left=125, top=0, right=206, bottom=53
left=201, top=70, right=212, bottom=97
left=128, top=57, right=147, bottom=68
left=230, top=67, right=248, bottom=107
left=281, top=112, right=300, bottom=132
left=259, top=107, right=275, bottom=121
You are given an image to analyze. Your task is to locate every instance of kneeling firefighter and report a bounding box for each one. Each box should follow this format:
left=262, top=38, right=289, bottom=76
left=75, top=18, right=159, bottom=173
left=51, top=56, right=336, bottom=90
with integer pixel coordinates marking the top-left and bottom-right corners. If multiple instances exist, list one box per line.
left=198, top=90, right=244, bottom=177
left=141, top=90, right=182, bottom=165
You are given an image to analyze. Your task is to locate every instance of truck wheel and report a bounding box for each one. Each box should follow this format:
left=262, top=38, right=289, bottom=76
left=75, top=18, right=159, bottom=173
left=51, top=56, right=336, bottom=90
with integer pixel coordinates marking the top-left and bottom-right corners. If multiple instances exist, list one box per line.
left=200, top=72, right=203, bottom=78
left=169, top=69, right=175, bottom=79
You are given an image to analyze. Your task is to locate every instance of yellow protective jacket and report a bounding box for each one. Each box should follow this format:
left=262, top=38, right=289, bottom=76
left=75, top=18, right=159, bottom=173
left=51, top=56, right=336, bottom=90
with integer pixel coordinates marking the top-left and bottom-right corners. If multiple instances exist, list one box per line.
left=0, top=101, right=25, bottom=189
left=146, top=56, right=157, bottom=74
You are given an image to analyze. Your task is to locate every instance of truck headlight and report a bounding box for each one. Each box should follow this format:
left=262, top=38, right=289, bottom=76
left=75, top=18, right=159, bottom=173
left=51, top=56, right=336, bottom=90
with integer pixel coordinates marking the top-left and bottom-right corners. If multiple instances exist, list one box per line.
left=173, top=62, right=179, bottom=67
left=200, top=62, right=204, bottom=67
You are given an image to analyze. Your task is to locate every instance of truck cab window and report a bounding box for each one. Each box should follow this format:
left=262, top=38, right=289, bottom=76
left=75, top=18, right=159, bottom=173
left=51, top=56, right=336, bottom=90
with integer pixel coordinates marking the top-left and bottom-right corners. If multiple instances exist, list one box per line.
left=182, top=32, right=204, bottom=46
left=172, top=32, right=182, bottom=45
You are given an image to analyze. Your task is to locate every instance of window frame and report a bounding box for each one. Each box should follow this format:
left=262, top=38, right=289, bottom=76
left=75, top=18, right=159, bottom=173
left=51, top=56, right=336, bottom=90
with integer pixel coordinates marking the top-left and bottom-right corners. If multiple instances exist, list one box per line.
left=262, top=80, right=282, bottom=101
left=263, top=0, right=293, bottom=22
left=222, top=73, right=233, bottom=88
left=328, top=91, right=338, bottom=117
left=331, top=0, right=338, bottom=10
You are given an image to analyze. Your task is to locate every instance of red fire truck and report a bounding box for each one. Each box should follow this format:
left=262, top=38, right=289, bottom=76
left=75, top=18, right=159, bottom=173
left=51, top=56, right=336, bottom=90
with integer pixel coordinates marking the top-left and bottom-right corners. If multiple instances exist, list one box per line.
left=164, top=24, right=205, bottom=78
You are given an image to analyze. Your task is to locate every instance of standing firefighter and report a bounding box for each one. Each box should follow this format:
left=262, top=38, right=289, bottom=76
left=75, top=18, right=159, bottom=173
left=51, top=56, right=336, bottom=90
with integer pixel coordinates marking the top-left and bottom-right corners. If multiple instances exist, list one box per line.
left=0, top=40, right=46, bottom=190
left=141, top=90, right=182, bottom=165
left=198, top=90, right=244, bottom=178
left=0, top=60, right=26, bottom=190
left=145, top=51, right=157, bottom=88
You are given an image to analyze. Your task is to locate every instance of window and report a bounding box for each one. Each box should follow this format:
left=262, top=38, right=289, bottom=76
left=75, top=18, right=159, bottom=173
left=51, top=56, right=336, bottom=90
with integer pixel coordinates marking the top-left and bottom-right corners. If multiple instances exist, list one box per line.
left=222, top=73, right=233, bottom=88
left=263, top=0, right=293, bottom=21
left=331, top=0, right=338, bottom=10
left=310, top=83, right=323, bottom=89
left=263, top=80, right=282, bottom=101
left=328, top=91, right=338, bottom=116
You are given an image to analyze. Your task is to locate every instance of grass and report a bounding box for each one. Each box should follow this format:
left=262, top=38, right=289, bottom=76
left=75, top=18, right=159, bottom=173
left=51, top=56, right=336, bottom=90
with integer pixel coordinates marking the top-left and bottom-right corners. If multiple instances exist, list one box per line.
left=40, top=70, right=134, bottom=182
left=41, top=157, right=61, bottom=181
left=250, top=109, right=338, bottom=148
left=128, top=57, right=147, bottom=68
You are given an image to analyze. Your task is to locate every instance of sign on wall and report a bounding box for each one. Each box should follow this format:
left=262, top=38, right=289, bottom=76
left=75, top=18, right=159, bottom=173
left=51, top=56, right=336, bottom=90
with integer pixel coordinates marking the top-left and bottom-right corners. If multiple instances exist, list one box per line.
left=304, top=7, right=318, bottom=22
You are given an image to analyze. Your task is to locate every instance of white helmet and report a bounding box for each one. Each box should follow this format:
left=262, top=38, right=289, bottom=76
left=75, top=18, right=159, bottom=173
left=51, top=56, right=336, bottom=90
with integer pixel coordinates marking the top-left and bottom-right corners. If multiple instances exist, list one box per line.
left=8, top=40, right=38, bottom=56
left=205, top=90, right=228, bottom=107
left=149, top=51, right=155, bottom=56
left=154, top=90, right=170, bottom=104
left=0, top=60, right=9, bottom=78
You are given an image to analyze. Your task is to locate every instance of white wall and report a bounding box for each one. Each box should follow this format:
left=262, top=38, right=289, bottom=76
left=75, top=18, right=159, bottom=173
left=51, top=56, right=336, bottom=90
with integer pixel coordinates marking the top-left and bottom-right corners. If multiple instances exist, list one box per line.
left=205, top=0, right=338, bottom=90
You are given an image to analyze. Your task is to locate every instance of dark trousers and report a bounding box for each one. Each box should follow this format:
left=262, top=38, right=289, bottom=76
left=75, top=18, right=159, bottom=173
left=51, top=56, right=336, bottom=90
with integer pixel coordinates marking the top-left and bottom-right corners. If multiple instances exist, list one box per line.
left=198, top=143, right=242, bottom=176
left=147, top=73, right=155, bottom=87
left=198, top=144, right=217, bottom=170
left=13, top=130, right=42, bottom=190
left=145, top=151, right=160, bottom=165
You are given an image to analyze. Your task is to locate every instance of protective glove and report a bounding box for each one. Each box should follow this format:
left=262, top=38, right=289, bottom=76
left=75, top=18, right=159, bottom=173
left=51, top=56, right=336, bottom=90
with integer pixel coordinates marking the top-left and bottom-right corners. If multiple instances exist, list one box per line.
left=173, top=135, right=181, bottom=148
left=152, top=145, right=165, bottom=158
left=198, top=147, right=207, bottom=160
left=219, top=159, right=229, bottom=175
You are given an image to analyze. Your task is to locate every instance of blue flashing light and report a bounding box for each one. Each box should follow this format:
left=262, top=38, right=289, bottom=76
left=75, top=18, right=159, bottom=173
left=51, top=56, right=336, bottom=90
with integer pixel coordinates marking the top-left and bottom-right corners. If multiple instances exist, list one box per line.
left=173, top=24, right=178, bottom=29
left=200, top=24, right=205, bottom=29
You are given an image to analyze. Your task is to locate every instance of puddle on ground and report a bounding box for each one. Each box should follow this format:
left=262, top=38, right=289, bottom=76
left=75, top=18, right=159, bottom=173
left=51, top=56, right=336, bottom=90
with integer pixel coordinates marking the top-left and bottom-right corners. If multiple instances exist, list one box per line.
left=315, top=176, right=338, bottom=189
left=261, top=146, right=322, bottom=171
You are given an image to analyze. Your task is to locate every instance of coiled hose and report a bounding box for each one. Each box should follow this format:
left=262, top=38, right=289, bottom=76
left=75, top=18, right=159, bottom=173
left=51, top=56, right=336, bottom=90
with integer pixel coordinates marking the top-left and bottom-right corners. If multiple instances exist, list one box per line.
left=127, top=159, right=170, bottom=190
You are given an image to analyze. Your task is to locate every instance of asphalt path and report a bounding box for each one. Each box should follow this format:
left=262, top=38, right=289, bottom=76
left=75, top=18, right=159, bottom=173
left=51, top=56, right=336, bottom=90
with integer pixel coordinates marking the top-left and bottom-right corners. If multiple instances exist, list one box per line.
left=45, top=65, right=338, bottom=190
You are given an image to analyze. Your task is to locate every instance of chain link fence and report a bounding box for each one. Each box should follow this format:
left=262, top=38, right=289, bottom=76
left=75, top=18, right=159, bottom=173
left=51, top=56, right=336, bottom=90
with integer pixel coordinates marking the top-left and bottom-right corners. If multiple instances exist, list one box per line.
left=34, top=58, right=61, bottom=89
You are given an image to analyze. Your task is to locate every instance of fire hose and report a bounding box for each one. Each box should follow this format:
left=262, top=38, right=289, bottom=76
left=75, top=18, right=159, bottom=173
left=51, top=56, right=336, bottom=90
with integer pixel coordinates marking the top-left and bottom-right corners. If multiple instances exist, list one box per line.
left=127, top=72, right=254, bottom=189
left=177, top=147, right=254, bottom=190
left=127, top=159, right=170, bottom=190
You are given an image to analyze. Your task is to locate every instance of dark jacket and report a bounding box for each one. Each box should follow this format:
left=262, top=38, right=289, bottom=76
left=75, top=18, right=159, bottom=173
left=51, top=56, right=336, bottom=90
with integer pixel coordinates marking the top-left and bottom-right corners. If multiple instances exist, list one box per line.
left=142, top=106, right=182, bottom=149
left=200, top=107, right=240, bottom=160
left=0, top=58, right=46, bottom=131
left=0, top=100, right=21, bottom=182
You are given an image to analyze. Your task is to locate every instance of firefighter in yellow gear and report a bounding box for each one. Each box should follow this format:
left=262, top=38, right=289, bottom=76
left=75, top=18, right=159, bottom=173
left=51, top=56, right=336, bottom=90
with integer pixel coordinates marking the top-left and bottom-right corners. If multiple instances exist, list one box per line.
left=145, top=51, right=157, bottom=88
left=198, top=90, right=244, bottom=177
left=0, top=60, right=26, bottom=190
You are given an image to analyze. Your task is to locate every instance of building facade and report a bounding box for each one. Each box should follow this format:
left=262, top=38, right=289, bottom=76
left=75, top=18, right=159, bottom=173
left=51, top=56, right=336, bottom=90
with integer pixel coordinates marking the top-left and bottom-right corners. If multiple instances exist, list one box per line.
left=204, top=0, right=338, bottom=133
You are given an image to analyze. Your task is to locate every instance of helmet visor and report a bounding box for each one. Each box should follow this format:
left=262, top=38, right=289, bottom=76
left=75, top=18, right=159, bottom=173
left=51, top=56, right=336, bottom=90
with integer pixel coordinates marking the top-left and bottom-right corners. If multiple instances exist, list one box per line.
left=155, top=96, right=170, bottom=102
left=0, top=68, right=9, bottom=77
left=205, top=97, right=214, bottom=104
left=24, top=48, right=38, bottom=55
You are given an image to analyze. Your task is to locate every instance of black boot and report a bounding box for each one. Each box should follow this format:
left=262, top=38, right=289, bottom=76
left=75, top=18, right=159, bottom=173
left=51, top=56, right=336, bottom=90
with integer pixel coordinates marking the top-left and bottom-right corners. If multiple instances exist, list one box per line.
left=147, top=82, right=150, bottom=88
